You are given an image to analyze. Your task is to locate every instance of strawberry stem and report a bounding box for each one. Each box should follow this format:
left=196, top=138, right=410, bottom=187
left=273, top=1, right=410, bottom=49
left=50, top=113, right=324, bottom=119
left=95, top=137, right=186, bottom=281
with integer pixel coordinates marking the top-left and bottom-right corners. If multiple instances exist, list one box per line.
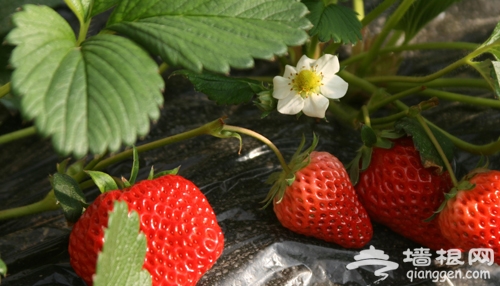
left=0, top=82, right=10, bottom=99
left=222, top=125, right=292, bottom=173
left=0, top=126, right=37, bottom=145
left=0, top=190, right=60, bottom=220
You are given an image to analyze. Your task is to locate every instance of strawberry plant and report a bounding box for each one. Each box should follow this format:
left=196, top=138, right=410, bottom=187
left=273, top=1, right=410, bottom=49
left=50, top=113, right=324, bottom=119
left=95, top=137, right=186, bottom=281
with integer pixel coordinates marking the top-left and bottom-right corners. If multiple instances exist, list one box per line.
left=1, top=0, right=500, bottom=285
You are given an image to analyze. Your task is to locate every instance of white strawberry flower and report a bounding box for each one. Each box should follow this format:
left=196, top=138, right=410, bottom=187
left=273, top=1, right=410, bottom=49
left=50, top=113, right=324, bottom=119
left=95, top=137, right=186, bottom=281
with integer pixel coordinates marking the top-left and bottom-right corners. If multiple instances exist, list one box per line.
left=272, top=54, right=348, bottom=118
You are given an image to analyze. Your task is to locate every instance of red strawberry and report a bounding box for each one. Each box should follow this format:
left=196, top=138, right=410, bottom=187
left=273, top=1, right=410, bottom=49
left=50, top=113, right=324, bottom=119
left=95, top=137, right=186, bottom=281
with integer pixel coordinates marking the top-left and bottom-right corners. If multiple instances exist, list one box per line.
left=355, top=136, right=455, bottom=250
left=68, top=174, right=224, bottom=286
left=438, top=169, right=500, bottom=264
left=266, top=146, right=373, bottom=248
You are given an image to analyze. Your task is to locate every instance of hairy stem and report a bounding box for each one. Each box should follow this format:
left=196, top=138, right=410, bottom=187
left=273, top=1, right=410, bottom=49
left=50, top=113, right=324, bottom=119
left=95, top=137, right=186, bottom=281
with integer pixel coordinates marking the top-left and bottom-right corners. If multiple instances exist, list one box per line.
left=0, top=126, right=37, bottom=145
left=342, top=42, right=478, bottom=67
left=358, top=0, right=417, bottom=76
left=223, top=125, right=291, bottom=173
left=0, top=82, right=10, bottom=99
left=0, top=191, right=60, bottom=220
left=361, top=0, right=399, bottom=27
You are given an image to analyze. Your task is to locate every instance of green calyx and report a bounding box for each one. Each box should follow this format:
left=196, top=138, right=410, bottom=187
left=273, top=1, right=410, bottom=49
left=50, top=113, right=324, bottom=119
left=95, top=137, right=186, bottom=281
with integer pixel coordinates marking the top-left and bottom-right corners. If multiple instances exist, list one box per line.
left=423, top=168, right=487, bottom=223
left=347, top=125, right=401, bottom=185
left=261, top=133, right=319, bottom=209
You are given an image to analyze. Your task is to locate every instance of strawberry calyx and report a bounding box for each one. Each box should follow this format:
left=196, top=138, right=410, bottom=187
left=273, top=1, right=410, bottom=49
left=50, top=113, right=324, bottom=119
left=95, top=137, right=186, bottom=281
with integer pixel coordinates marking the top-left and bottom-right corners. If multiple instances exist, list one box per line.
left=261, top=133, right=319, bottom=208
left=424, top=174, right=478, bottom=222
left=347, top=124, right=402, bottom=185
left=53, top=145, right=180, bottom=224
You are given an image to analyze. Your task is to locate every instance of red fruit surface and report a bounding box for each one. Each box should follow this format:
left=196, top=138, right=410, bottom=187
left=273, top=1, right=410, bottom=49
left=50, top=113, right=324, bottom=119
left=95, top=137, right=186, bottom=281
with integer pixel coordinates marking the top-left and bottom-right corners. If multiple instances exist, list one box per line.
left=68, top=175, right=224, bottom=286
left=438, top=170, right=500, bottom=264
left=355, top=136, right=455, bottom=250
left=273, top=151, right=373, bottom=248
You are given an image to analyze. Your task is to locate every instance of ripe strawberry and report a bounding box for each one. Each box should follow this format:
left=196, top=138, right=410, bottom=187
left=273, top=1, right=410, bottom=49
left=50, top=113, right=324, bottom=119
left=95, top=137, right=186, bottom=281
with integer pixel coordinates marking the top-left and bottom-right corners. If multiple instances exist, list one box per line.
left=355, top=136, right=455, bottom=250
left=438, top=169, right=500, bottom=264
left=68, top=174, right=224, bottom=286
left=265, top=143, right=373, bottom=248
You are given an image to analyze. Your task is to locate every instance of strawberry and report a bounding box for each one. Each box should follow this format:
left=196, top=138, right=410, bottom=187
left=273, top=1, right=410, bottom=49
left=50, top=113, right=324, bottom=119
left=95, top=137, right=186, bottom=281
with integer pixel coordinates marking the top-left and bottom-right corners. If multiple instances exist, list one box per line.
left=438, top=169, right=500, bottom=264
left=264, top=136, right=373, bottom=248
left=68, top=174, right=224, bottom=286
left=354, top=136, right=455, bottom=250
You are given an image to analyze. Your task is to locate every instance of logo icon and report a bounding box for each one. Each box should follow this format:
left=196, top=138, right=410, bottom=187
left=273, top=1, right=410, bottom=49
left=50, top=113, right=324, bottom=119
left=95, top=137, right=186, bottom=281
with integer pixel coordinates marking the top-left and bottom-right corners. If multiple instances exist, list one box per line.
left=346, top=245, right=399, bottom=283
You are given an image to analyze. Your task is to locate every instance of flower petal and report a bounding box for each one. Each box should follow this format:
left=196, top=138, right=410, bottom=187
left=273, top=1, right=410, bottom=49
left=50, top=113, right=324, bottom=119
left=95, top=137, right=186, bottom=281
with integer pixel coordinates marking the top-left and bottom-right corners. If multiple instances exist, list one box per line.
left=315, top=54, right=340, bottom=74
left=302, top=94, right=329, bottom=118
left=296, top=55, right=316, bottom=72
left=277, top=94, right=304, bottom=115
left=283, top=64, right=297, bottom=78
left=273, top=76, right=294, bottom=99
left=320, top=75, right=348, bottom=99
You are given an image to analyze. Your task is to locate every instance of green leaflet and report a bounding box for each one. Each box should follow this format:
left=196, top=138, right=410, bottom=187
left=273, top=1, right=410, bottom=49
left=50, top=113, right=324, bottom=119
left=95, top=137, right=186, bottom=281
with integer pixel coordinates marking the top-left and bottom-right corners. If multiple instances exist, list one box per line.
left=395, top=117, right=454, bottom=172
left=302, top=0, right=362, bottom=44
left=91, top=0, right=119, bottom=17
left=52, top=173, right=87, bottom=223
left=105, top=0, right=311, bottom=73
left=64, top=0, right=92, bottom=23
left=491, top=61, right=500, bottom=99
left=6, top=5, right=164, bottom=157
left=93, top=201, right=152, bottom=286
left=173, top=70, right=266, bottom=105
left=0, top=0, right=63, bottom=35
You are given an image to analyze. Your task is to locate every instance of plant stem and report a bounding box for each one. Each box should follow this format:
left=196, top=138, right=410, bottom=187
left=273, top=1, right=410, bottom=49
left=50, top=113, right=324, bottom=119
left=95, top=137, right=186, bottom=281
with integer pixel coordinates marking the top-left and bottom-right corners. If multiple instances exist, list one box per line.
left=342, top=42, right=478, bottom=67
left=366, top=57, right=466, bottom=84
left=383, top=78, right=489, bottom=90
left=415, top=114, right=458, bottom=186
left=0, top=190, right=60, bottom=220
left=358, top=0, right=417, bottom=76
left=0, top=126, right=37, bottom=145
left=361, top=0, right=399, bottom=27
left=93, top=118, right=226, bottom=172
left=76, top=19, right=91, bottom=46
left=394, top=100, right=500, bottom=155
left=0, top=82, right=10, bottom=98
left=368, top=85, right=425, bottom=113
left=364, top=42, right=500, bottom=84
left=361, top=105, right=371, bottom=126
left=417, top=89, right=500, bottom=109
left=222, top=125, right=291, bottom=173
left=353, top=0, right=365, bottom=20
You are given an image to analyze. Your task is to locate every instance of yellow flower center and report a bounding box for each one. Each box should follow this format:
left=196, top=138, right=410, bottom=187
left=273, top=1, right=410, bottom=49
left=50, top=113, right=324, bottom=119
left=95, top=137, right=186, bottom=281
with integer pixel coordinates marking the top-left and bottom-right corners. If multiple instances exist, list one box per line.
left=292, top=69, right=322, bottom=97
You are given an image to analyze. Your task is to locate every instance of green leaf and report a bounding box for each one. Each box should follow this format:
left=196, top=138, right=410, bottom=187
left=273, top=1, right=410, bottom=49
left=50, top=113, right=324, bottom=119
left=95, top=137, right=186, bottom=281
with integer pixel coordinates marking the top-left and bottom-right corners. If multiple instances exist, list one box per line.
left=0, top=0, right=63, bottom=35
left=469, top=60, right=500, bottom=98
left=105, top=0, right=311, bottom=73
left=86, top=170, right=119, bottom=193
left=64, top=0, right=92, bottom=23
left=0, top=256, right=7, bottom=282
left=474, top=21, right=500, bottom=60
left=93, top=201, right=152, bottom=286
left=173, top=70, right=266, bottom=105
left=6, top=5, right=164, bottom=157
left=360, top=125, right=377, bottom=147
left=481, top=21, right=500, bottom=49
left=91, top=0, right=119, bottom=17
left=153, top=166, right=180, bottom=179
left=395, top=117, right=454, bottom=171
left=491, top=61, right=500, bottom=99
left=394, top=0, right=462, bottom=42
left=52, top=173, right=87, bottom=223
left=302, top=1, right=362, bottom=44
left=1, top=0, right=63, bottom=85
